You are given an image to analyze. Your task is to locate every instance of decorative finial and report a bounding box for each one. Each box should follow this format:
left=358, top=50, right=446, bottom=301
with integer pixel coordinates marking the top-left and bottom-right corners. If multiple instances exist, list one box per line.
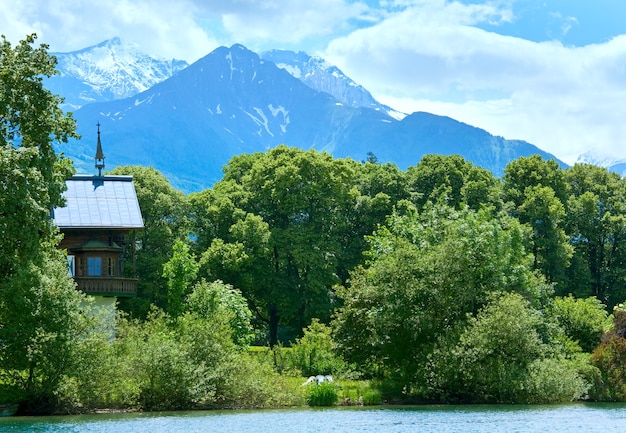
left=95, top=122, right=105, bottom=177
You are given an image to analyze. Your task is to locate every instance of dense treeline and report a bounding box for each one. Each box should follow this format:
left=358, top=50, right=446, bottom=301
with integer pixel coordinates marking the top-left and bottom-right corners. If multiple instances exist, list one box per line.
left=3, top=35, right=626, bottom=413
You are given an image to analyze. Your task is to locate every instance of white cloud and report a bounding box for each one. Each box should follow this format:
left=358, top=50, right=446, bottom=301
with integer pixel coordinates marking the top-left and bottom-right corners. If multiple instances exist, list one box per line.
left=0, top=0, right=218, bottom=61
left=217, top=0, right=371, bottom=50
left=323, top=2, right=626, bottom=164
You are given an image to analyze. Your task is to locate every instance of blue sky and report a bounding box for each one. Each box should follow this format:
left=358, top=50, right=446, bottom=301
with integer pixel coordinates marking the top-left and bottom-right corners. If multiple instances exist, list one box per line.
left=2, top=0, right=626, bottom=164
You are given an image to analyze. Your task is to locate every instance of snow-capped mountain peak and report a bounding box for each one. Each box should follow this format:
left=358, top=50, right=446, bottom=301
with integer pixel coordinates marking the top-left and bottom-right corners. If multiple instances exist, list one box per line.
left=576, top=151, right=626, bottom=176
left=576, top=151, right=625, bottom=168
left=47, top=37, right=188, bottom=110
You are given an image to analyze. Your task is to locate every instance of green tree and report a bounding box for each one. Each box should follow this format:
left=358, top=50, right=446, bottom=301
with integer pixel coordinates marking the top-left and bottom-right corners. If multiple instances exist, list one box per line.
left=516, top=185, right=573, bottom=285
left=285, top=318, right=346, bottom=377
left=502, top=156, right=572, bottom=286
left=0, top=34, right=85, bottom=413
left=187, top=280, right=254, bottom=347
left=193, top=146, right=357, bottom=347
left=427, top=293, right=589, bottom=404
left=563, top=164, right=626, bottom=307
left=502, top=155, right=568, bottom=208
left=109, top=166, right=189, bottom=317
left=406, top=154, right=502, bottom=212
left=0, top=33, right=76, bottom=277
left=430, top=293, right=546, bottom=403
left=333, top=205, right=548, bottom=386
left=550, top=295, right=609, bottom=353
left=162, top=239, right=199, bottom=318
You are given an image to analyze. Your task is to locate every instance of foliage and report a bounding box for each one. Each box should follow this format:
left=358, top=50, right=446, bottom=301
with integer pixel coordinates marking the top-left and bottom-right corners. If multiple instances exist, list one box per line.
left=524, top=357, right=590, bottom=403
left=187, top=280, right=254, bottom=347
left=0, top=34, right=82, bottom=414
left=334, top=204, right=548, bottom=385
left=281, top=319, right=346, bottom=377
left=0, top=248, right=87, bottom=413
left=426, top=293, right=546, bottom=403
left=407, top=154, right=502, bottom=212
left=192, top=146, right=358, bottom=346
left=306, top=382, right=338, bottom=406
left=563, top=164, right=626, bottom=307
left=550, top=295, right=610, bottom=353
left=591, top=304, right=626, bottom=400
left=163, top=239, right=199, bottom=318
left=109, top=165, right=189, bottom=317
left=213, top=353, right=305, bottom=408
left=425, top=293, right=590, bottom=404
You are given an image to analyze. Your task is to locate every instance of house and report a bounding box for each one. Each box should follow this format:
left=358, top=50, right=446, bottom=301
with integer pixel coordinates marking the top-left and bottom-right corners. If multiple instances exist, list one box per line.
left=53, top=124, right=143, bottom=311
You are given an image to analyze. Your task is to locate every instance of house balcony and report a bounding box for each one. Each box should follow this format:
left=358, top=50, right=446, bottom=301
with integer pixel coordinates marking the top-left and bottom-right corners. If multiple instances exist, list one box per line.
left=74, top=276, right=138, bottom=297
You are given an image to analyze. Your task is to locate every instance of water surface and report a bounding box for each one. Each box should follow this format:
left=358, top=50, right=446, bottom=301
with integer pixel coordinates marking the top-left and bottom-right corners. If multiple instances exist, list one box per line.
left=1, top=403, right=624, bottom=432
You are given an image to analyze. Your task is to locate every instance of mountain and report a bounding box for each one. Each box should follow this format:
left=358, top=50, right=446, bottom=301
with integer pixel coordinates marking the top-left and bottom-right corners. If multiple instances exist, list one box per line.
left=46, top=37, right=188, bottom=110
left=260, top=49, right=404, bottom=119
left=63, top=44, right=565, bottom=192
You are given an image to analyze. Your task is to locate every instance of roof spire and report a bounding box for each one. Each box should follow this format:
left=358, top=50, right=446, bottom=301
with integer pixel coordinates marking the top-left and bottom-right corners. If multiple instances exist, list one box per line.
left=95, top=122, right=105, bottom=177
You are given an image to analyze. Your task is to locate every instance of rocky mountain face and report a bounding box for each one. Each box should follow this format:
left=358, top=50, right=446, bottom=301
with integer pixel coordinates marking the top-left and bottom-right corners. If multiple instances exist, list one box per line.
left=46, top=37, right=188, bottom=110
left=260, top=49, right=403, bottom=119
left=60, top=43, right=565, bottom=192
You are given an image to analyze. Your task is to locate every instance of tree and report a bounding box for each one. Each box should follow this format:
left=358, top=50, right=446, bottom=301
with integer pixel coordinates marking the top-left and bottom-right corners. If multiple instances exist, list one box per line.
left=563, top=164, right=626, bottom=307
left=516, top=185, right=573, bottom=285
left=0, top=33, right=76, bottom=278
left=109, top=166, right=189, bottom=317
left=187, top=280, right=254, bottom=347
left=193, top=146, right=358, bottom=347
left=431, top=293, right=546, bottom=403
left=333, top=204, right=549, bottom=386
left=406, top=154, right=502, bottom=212
left=550, top=295, right=610, bottom=353
left=502, top=156, right=573, bottom=287
left=162, top=239, right=199, bottom=318
left=502, top=155, right=568, bottom=208
left=0, top=34, right=85, bottom=413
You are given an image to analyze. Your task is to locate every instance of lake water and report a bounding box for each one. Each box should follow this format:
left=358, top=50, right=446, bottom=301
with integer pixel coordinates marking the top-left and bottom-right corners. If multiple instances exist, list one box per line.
left=1, top=404, right=625, bottom=432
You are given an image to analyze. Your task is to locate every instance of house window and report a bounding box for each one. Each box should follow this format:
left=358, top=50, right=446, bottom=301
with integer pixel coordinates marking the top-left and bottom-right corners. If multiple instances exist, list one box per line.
left=107, top=257, right=114, bottom=276
left=87, top=257, right=102, bottom=276
left=67, top=255, right=75, bottom=277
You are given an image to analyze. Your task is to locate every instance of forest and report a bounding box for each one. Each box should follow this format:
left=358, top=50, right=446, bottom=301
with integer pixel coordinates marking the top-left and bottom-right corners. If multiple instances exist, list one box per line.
left=2, top=35, right=626, bottom=414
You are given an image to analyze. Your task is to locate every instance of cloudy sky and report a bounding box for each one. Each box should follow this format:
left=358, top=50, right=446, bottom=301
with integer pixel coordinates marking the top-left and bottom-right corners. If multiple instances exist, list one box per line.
left=1, top=0, right=625, bottom=164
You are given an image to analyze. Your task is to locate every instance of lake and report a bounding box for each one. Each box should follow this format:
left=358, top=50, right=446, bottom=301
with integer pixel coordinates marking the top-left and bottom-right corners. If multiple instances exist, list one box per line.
left=1, top=404, right=625, bottom=432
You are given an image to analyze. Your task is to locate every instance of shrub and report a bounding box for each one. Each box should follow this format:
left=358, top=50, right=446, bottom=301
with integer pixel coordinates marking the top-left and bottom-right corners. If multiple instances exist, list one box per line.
left=524, top=358, right=589, bottom=403
left=591, top=306, right=626, bottom=400
left=550, top=296, right=609, bottom=353
left=306, top=382, right=338, bottom=407
left=215, top=353, right=305, bottom=408
left=286, top=319, right=346, bottom=377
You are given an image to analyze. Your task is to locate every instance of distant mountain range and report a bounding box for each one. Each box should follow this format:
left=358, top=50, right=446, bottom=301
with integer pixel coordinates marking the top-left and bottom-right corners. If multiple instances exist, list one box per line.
left=51, top=39, right=575, bottom=192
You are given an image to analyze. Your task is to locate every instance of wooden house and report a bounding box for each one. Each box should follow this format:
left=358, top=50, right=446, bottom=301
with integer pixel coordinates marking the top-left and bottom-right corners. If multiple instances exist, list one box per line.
left=53, top=125, right=143, bottom=309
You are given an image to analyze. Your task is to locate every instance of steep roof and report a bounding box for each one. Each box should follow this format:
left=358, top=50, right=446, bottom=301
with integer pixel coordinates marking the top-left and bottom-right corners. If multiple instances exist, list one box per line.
left=53, top=175, right=144, bottom=229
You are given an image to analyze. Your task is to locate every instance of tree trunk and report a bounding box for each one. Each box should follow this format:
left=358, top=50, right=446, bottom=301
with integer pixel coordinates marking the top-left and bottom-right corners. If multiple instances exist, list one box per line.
left=269, top=303, right=279, bottom=348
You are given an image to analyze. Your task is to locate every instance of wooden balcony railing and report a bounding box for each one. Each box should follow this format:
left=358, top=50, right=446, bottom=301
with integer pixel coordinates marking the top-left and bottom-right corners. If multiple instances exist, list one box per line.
left=74, top=277, right=138, bottom=297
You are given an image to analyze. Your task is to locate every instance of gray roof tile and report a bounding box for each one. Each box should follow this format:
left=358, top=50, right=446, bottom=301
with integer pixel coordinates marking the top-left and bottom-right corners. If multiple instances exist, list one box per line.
left=54, top=175, right=144, bottom=229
